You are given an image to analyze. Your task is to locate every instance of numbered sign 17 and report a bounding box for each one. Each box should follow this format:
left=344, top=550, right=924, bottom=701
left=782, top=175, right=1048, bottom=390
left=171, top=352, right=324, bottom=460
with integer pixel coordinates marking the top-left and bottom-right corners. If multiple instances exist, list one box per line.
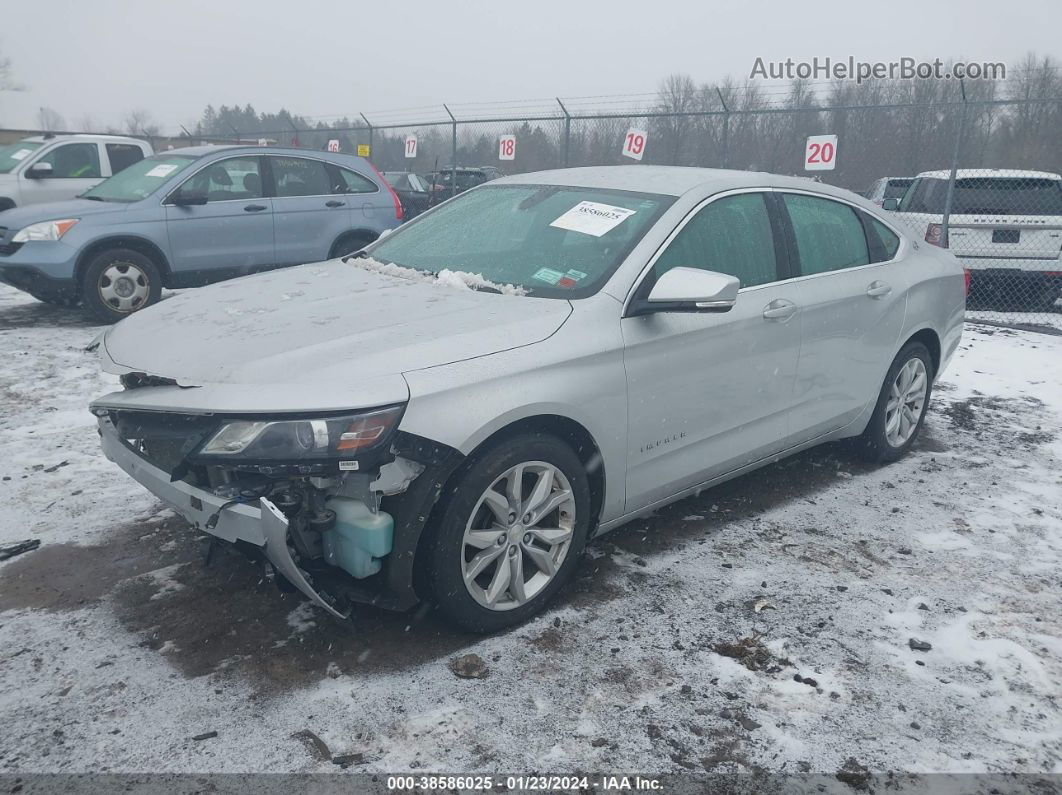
left=404, top=135, right=418, bottom=159
left=327, top=139, right=340, bottom=153
left=498, top=134, right=516, bottom=161
left=622, top=128, right=648, bottom=161
left=804, top=134, right=837, bottom=171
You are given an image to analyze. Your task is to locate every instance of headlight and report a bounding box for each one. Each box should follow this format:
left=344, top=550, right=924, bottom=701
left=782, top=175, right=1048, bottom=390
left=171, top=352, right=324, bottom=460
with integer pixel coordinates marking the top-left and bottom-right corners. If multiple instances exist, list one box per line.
left=12, top=218, right=79, bottom=243
left=194, top=406, right=404, bottom=463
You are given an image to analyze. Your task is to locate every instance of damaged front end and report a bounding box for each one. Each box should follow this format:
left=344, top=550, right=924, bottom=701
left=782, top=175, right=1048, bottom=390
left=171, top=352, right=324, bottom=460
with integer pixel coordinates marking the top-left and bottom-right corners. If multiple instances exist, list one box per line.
left=92, top=397, right=462, bottom=618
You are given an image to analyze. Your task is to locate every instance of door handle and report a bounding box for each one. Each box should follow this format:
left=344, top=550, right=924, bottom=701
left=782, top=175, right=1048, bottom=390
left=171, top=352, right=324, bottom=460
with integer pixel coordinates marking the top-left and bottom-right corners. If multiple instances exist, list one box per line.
left=866, top=280, right=892, bottom=298
left=762, top=299, right=798, bottom=321
left=243, top=204, right=267, bottom=212
left=325, top=200, right=346, bottom=208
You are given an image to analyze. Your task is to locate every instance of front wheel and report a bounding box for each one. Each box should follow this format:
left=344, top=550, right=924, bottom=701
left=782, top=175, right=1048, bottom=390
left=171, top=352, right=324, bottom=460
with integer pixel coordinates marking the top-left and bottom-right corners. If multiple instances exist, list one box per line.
left=81, top=248, right=162, bottom=323
left=856, top=342, right=934, bottom=463
left=425, top=434, right=591, bottom=632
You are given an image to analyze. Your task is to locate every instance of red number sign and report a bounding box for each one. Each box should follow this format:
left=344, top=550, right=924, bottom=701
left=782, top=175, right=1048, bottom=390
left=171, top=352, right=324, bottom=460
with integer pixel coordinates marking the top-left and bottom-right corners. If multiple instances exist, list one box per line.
left=622, top=128, right=648, bottom=161
left=404, top=135, right=418, bottom=159
left=804, top=135, right=838, bottom=171
left=498, top=135, right=516, bottom=161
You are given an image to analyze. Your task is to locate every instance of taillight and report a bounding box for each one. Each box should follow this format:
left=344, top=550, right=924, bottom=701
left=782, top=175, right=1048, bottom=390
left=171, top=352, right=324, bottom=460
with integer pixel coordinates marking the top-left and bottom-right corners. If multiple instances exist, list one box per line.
left=963, top=269, right=971, bottom=296
left=925, top=223, right=947, bottom=247
left=366, top=160, right=404, bottom=222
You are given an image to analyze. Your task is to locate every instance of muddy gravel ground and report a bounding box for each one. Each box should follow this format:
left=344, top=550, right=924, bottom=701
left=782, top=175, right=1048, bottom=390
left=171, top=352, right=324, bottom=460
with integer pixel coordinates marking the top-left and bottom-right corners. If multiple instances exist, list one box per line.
left=0, top=284, right=1060, bottom=782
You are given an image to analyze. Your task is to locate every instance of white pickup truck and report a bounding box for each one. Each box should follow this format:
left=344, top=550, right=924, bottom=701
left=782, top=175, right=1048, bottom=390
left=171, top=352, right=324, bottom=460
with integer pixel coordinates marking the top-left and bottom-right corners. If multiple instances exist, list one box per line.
left=887, top=169, right=1062, bottom=310
left=0, top=133, right=153, bottom=212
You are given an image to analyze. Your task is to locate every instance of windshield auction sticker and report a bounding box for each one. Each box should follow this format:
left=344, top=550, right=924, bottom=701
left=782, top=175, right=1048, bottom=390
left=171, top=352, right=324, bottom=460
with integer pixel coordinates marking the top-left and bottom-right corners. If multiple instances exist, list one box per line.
left=550, top=201, right=636, bottom=237
left=145, top=163, right=179, bottom=178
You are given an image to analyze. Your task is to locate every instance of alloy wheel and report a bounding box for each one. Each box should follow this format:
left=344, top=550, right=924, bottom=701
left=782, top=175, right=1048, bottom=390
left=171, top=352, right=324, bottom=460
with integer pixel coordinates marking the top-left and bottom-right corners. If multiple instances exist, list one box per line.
left=884, top=357, right=928, bottom=447
left=98, top=261, right=150, bottom=314
left=461, top=461, right=576, bottom=611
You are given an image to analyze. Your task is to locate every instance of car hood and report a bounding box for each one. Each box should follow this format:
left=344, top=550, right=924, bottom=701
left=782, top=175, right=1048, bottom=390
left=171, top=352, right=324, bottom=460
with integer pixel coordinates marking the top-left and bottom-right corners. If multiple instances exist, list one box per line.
left=0, top=198, right=127, bottom=227
left=97, top=260, right=572, bottom=413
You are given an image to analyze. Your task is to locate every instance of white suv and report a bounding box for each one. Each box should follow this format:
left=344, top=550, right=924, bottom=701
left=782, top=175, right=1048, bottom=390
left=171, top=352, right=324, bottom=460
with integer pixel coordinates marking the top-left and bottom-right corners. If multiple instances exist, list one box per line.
left=887, top=169, right=1062, bottom=310
left=0, top=134, right=153, bottom=211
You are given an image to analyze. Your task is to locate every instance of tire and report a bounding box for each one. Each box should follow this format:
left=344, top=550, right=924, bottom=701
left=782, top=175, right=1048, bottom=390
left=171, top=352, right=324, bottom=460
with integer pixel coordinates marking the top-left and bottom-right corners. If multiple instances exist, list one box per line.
left=425, top=433, right=592, bottom=633
left=330, top=233, right=375, bottom=259
left=856, top=342, right=934, bottom=463
left=80, top=248, right=162, bottom=323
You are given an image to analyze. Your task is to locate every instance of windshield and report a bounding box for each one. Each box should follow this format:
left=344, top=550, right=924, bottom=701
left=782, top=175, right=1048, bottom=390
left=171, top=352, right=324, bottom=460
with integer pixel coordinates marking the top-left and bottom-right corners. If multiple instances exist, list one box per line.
left=81, top=154, right=197, bottom=202
left=899, top=176, right=1062, bottom=215
left=0, top=141, right=43, bottom=174
left=367, top=184, right=672, bottom=298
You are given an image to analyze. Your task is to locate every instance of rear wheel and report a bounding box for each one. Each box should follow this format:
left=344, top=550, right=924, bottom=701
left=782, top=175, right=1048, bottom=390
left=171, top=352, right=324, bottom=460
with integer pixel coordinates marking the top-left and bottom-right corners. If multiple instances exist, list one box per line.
left=81, top=248, right=161, bottom=323
left=857, top=342, right=934, bottom=463
left=330, top=233, right=375, bottom=259
left=425, top=434, right=591, bottom=632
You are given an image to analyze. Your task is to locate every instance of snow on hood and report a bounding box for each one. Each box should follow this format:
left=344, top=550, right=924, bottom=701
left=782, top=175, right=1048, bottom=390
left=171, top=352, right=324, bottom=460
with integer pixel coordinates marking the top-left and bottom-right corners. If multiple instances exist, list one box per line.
left=100, top=258, right=571, bottom=409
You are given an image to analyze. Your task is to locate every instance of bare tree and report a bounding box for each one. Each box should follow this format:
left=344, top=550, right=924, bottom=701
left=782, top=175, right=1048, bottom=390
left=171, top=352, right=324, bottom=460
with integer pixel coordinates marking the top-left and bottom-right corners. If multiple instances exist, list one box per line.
left=37, top=106, right=66, bottom=132
left=0, top=48, right=20, bottom=92
left=124, top=108, right=160, bottom=137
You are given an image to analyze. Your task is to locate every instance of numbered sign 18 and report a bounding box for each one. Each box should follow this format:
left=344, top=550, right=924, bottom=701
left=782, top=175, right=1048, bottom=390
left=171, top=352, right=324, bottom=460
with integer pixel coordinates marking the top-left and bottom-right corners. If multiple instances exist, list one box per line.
left=327, top=139, right=340, bottom=153
left=622, top=128, right=648, bottom=161
left=804, top=134, right=837, bottom=171
left=498, top=134, right=516, bottom=161
left=404, top=135, right=418, bottom=159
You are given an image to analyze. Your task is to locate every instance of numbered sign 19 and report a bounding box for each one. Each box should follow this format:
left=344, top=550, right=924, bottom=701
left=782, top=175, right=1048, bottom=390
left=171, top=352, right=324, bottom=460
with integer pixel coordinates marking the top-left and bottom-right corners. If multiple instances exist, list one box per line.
left=404, top=135, right=418, bottom=159
left=622, top=128, right=648, bottom=161
left=327, top=139, right=340, bottom=153
left=498, top=134, right=516, bottom=161
left=804, top=134, right=837, bottom=171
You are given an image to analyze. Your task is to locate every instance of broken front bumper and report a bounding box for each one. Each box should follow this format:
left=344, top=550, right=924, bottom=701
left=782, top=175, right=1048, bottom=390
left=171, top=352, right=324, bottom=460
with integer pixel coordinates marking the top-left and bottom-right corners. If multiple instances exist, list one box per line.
left=98, top=417, right=349, bottom=619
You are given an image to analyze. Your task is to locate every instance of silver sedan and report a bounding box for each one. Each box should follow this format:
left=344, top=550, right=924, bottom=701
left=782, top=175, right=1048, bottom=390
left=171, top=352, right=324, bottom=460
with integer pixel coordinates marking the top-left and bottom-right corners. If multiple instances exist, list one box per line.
left=91, top=166, right=965, bottom=632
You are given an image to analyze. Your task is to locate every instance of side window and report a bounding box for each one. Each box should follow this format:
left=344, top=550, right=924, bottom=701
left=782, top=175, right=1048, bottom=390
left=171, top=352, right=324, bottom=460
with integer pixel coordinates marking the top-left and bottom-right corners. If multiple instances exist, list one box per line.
left=652, top=193, right=779, bottom=288
left=36, top=143, right=101, bottom=179
left=180, top=157, right=262, bottom=201
left=271, top=157, right=331, bottom=197
left=106, top=143, right=145, bottom=174
left=333, top=167, right=378, bottom=195
left=783, top=194, right=869, bottom=275
left=862, top=214, right=901, bottom=263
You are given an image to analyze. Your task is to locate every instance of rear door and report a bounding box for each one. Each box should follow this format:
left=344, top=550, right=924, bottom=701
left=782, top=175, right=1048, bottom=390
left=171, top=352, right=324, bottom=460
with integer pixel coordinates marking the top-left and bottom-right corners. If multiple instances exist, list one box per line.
left=782, top=192, right=908, bottom=440
left=267, top=155, right=354, bottom=265
left=621, top=191, right=802, bottom=511
left=164, top=155, right=275, bottom=283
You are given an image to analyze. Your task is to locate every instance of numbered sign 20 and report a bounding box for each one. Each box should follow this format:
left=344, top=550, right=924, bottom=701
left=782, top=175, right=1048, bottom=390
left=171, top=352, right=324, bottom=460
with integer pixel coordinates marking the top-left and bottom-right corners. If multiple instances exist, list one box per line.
left=622, top=128, right=648, bottom=161
left=404, top=135, right=418, bottom=159
left=804, top=134, right=837, bottom=171
left=498, top=134, right=516, bottom=161
left=327, top=139, right=340, bottom=153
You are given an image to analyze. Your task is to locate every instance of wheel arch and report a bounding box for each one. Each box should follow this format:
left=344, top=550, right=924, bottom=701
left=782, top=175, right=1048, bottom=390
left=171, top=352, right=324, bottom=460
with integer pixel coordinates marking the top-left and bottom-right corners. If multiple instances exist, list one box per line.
left=75, top=235, right=171, bottom=291
left=901, top=326, right=941, bottom=376
left=328, top=228, right=379, bottom=259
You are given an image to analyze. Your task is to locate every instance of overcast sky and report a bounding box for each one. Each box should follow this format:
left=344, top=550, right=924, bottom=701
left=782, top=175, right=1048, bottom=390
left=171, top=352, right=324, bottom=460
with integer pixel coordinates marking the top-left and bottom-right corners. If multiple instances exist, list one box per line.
left=2, top=0, right=1059, bottom=133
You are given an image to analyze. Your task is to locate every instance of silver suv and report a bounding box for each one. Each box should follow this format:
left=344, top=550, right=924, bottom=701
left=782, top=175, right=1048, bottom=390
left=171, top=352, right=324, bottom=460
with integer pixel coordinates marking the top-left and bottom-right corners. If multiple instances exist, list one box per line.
left=91, top=166, right=965, bottom=632
left=0, top=134, right=152, bottom=211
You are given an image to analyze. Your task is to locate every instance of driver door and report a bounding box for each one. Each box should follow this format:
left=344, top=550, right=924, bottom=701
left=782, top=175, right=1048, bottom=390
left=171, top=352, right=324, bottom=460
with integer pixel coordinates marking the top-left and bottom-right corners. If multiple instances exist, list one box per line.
left=164, top=156, right=275, bottom=284
left=620, top=191, right=803, bottom=512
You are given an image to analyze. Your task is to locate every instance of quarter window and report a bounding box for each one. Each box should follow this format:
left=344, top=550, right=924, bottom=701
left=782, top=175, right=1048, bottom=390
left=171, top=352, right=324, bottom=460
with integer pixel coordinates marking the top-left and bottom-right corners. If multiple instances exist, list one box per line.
left=783, top=194, right=869, bottom=275
left=864, top=215, right=900, bottom=262
left=36, top=143, right=101, bottom=179
left=272, top=157, right=331, bottom=197
left=334, top=167, right=378, bottom=194
left=652, top=193, right=779, bottom=288
left=106, top=143, right=145, bottom=174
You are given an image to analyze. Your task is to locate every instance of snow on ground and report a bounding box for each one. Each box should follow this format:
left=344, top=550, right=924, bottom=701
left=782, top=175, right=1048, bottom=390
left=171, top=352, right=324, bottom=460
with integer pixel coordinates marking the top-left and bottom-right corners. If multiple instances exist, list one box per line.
left=0, top=284, right=1060, bottom=778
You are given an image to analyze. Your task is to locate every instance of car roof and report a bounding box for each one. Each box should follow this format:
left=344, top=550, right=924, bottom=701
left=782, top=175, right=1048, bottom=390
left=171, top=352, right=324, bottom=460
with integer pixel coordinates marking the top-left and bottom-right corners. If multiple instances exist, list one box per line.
left=20, top=133, right=145, bottom=144
left=494, top=165, right=864, bottom=201
left=162, top=144, right=367, bottom=161
left=915, top=168, right=1062, bottom=181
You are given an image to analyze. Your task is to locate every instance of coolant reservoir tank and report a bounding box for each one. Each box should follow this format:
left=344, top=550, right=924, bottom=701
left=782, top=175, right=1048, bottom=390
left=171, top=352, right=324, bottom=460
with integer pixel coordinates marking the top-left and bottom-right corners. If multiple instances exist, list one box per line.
left=321, top=497, right=394, bottom=579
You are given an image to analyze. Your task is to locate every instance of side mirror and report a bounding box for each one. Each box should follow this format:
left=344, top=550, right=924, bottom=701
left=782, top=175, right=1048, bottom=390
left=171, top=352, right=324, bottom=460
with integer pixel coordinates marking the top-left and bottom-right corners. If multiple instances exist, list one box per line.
left=881, top=198, right=900, bottom=211
left=630, top=267, right=740, bottom=316
left=25, top=162, right=53, bottom=179
left=171, top=189, right=208, bottom=207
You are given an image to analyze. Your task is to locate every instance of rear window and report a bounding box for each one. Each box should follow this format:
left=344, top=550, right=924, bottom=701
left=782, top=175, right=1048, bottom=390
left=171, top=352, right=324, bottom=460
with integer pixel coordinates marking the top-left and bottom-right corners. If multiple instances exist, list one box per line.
left=883, top=179, right=913, bottom=200
left=900, top=176, right=1062, bottom=216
